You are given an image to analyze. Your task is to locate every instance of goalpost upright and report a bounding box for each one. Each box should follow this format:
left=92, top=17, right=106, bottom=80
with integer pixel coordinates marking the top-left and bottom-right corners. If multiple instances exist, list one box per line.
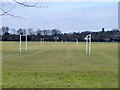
left=85, top=34, right=91, bottom=55
left=20, top=35, right=21, bottom=53
left=26, top=35, right=27, bottom=52
left=76, top=38, right=78, bottom=46
left=89, top=34, right=91, bottom=55
left=86, top=35, right=88, bottom=54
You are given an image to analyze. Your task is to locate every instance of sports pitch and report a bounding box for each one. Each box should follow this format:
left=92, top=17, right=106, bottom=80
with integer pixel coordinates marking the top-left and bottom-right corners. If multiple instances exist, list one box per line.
left=2, top=42, right=118, bottom=88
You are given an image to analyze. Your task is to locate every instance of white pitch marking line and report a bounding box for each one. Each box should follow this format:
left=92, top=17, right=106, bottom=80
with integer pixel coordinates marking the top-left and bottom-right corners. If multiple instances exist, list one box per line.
left=0, top=53, right=19, bottom=59
left=1, top=48, right=39, bottom=59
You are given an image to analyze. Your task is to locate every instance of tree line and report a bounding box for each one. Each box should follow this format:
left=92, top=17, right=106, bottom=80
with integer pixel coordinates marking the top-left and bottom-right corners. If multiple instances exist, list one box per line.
left=1, top=26, right=120, bottom=42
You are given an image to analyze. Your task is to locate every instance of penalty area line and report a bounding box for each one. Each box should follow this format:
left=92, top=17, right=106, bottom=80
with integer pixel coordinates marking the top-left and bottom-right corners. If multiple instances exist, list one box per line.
left=0, top=53, right=20, bottom=59
left=0, top=48, right=40, bottom=59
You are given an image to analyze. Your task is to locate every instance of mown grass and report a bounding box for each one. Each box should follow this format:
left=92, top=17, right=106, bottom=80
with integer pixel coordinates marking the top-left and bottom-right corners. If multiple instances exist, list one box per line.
left=2, top=42, right=118, bottom=88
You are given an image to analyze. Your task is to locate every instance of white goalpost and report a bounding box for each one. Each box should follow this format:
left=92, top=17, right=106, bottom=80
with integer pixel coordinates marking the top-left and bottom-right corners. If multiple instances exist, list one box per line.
left=89, top=34, right=91, bottom=55
left=40, top=38, right=44, bottom=44
left=85, top=34, right=91, bottom=55
left=43, top=38, right=44, bottom=44
left=20, top=34, right=27, bottom=53
left=76, top=38, right=78, bottom=46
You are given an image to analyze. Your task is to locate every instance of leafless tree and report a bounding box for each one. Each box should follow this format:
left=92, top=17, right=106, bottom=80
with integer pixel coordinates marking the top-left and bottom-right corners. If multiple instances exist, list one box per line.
left=0, top=0, right=48, bottom=20
left=28, top=28, right=33, bottom=35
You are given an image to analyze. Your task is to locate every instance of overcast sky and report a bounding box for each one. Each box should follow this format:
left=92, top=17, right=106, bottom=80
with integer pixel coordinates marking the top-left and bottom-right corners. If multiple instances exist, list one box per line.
left=2, top=2, right=118, bottom=33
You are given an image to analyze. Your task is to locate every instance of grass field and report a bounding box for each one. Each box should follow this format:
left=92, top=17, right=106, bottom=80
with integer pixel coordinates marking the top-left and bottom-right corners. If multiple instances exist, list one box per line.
left=2, top=42, right=118, bottom=88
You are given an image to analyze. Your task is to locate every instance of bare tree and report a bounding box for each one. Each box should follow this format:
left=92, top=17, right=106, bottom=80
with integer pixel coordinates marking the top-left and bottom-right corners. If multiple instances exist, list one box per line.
left=28, top=28, right=33, bottom=35
left=0, top=0, right=48, bottom=19
left=37, top=29, right=42, bottom=36
left=10, top=28, right=17, bottom=34
left=17, top=28, right=22, bottom=35
left=2, top=26, right=9, bottom=35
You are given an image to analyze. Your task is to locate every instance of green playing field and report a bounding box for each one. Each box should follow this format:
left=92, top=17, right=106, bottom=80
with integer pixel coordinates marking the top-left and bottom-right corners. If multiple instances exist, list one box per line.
left=2, top=42, right=118, bottom=88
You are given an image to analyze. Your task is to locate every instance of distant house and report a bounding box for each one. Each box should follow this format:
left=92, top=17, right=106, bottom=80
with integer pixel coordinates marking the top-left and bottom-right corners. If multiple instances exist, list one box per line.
left=53, top=36, right=59, bottom=40
left=104, top=38, right=110, bottom=41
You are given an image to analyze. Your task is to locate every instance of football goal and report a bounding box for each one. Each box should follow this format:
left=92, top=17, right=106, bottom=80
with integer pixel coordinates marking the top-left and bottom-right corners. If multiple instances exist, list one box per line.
left=20, top=34, right=27, bottom=53
left=84, top=34, right=91, bottom=55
